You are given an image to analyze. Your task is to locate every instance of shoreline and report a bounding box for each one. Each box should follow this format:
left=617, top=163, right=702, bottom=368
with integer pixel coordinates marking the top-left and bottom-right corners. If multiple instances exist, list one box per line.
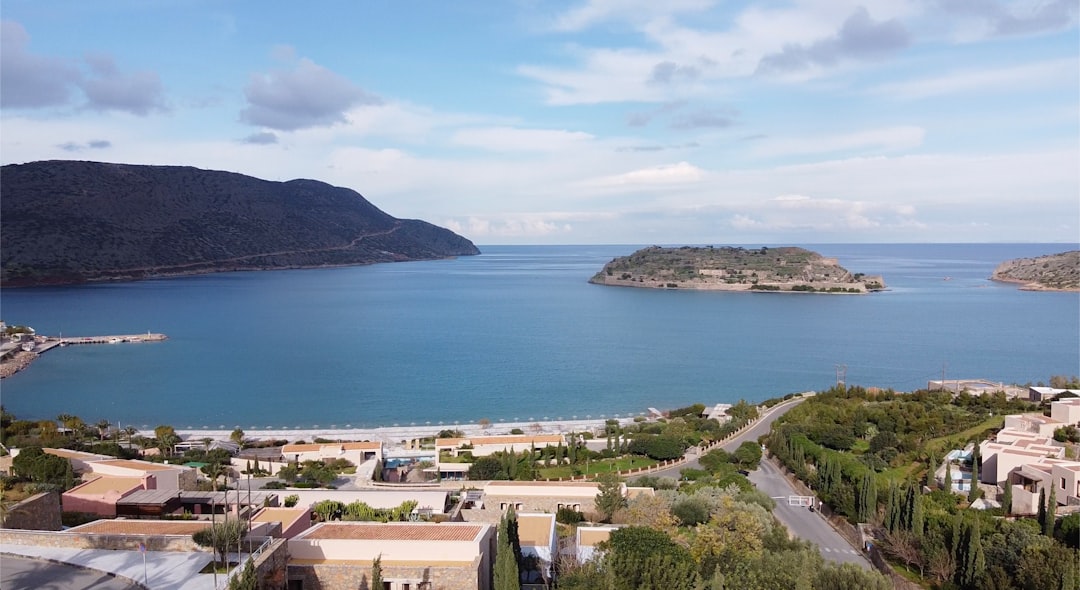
left=176, top=416, right=644, bottom=445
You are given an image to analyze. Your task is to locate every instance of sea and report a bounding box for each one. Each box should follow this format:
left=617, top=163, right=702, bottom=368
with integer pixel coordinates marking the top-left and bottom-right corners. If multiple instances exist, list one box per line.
left=1, top=243, right=1077, bottom=431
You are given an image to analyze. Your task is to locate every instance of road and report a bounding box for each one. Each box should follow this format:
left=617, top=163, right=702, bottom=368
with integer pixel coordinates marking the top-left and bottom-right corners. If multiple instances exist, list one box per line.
left=645, top=396, right=871, bottom=569
left=0, top=555, right=139, bottom=590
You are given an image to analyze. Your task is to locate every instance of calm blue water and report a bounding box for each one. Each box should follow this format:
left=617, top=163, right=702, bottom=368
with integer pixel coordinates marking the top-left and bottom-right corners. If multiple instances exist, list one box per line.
left=1, top=244, right=1077, bottom=429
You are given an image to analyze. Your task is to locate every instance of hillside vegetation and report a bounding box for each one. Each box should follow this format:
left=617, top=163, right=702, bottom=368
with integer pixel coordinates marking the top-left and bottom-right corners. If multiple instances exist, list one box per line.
left=590, top=246, right=885, bottom=293
left=1, top=160, right=479, bottom=286
left=991, top=251, right=1079, bottom=291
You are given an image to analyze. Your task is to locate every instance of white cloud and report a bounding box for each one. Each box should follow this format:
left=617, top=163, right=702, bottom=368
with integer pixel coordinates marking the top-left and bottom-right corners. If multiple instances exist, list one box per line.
left=550, top=0, right=715, bottom=32
left=451, top=127, right=595, bottom=152
left=751, top=126, right=926, bottom=158
left=583, top=161, right=706, bottom=188
left=870, top=57, right=1078, bottom=99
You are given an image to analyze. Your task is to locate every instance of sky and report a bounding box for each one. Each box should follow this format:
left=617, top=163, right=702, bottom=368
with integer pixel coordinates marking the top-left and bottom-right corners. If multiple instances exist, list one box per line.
left=1, top=1, right=1077, bottom=245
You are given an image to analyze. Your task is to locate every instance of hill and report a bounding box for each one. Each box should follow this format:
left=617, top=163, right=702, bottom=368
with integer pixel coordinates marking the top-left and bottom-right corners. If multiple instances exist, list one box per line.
left=991, top=250, right=1080, bottom=291
left=0, top=161, right=479, bottom=286
left=589, top=245, right=885, bottom=293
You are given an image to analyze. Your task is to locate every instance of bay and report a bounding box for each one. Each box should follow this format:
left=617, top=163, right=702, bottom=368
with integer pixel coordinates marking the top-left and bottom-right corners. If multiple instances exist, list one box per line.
left=1, top=243, right=1077, bottom=430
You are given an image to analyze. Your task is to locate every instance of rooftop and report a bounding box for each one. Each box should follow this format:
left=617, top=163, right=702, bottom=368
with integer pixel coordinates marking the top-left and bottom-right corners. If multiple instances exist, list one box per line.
left=297, top=522, right=485, bottom=542
left=66, top=476, right=144, bottom=496
left=69, top=519, right=211, bottom=536
left=252, top=507, right=310, bottom=524
left=516, top=513, right=555, bottom=547
left=577, top=526, right=620, bottom=547
left=92, top=459, right=185, bottom=472
left=436, top=434, right=564, bottom=447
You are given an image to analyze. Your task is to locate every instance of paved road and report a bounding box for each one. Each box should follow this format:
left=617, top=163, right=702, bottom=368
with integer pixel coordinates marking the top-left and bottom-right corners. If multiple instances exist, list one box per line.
left=0, top=555, right=140, bottom=590
left=643, top=397, right=871, bottom=569
left=750, top=457, right=870, bottom=568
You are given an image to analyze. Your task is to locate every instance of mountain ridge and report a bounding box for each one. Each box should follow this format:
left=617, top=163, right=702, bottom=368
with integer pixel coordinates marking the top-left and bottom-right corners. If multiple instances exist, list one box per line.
left=0, top=160, right=479, bottom=286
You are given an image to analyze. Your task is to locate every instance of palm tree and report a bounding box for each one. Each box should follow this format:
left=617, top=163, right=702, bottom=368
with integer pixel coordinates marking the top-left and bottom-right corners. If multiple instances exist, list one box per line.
left=96, top=419, right=111, bottom=441
left=123, top=426, right=138, bottom=442
left=202, top=462, right=228, bottom=492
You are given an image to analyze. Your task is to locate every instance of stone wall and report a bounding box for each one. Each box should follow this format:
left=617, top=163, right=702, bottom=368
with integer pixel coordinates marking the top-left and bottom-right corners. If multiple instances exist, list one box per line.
left=1, top=491, right=62, bottom=531
left=288, top=560, right=484, bottom=590
left=0, top=529, right=203, bottom=552
left=250, top=537, right=289, bottom=590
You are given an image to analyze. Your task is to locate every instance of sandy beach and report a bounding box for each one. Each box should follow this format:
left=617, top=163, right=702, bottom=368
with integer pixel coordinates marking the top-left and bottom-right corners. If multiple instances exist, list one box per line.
left=176, top=416, right=642, bottom=445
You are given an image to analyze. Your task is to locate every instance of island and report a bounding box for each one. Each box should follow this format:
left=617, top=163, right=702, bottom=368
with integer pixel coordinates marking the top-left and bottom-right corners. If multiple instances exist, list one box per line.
left=589, top=245, right=885, bottom=293
left=0, top=160, right=480, bottom=287
left=991, top=250, right=1080, bottom=291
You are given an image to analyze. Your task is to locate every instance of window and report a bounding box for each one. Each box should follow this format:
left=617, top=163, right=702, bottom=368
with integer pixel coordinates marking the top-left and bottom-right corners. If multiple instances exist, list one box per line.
left=500, top=502, right=508, bottom=510
left=1062, top=477, right=1067, bottom=490
left=516, top=503, right=524, bottom=510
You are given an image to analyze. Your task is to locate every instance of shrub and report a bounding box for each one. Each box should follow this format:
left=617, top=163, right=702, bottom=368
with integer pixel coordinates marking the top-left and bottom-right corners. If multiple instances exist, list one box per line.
left=672, top=497, right=710, bottom=526
left=284, top=494, right=300, bottom=507
left=261, top=481, right=286, bottom=490
left=556, top=507, right=585, bottom=525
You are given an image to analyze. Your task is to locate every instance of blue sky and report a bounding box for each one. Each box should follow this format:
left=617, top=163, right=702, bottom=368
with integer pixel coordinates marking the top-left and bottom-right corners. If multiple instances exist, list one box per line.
left=2, top=1, right=1077, bottom=244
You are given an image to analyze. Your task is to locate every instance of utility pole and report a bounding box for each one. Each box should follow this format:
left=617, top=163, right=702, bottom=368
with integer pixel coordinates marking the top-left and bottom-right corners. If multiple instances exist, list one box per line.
left=835, top=364, right=847, bottom=387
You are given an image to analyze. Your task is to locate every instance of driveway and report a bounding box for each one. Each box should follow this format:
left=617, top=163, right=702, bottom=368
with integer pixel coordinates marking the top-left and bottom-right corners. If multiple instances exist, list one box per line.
left=1, top=555, right=140, bottom=590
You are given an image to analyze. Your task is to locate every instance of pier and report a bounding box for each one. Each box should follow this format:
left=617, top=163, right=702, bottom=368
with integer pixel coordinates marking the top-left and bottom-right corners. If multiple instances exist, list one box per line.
left=57, top=333, right=168, bottom=346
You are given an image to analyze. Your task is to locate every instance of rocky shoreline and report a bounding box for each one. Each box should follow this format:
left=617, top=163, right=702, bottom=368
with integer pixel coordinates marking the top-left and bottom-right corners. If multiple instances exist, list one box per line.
left=0, top=350, right=39, bottom=379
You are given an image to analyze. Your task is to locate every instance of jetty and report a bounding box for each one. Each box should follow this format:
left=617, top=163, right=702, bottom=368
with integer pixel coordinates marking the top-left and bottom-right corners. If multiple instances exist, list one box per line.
left=58, top=333, right=168, bottom=346
left=0, top=332, right=167, bottom=378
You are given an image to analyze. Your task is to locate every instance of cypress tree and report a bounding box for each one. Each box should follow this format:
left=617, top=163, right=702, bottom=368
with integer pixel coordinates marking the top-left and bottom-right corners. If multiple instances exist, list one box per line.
left=885, top=483, right=902, bottom=532
left=858, top=472, right=876, bottom=523
left=943, top=460, right=952, bottom=492
left=1037, top=488, right=1047, bottom=533
left=1044, top=485, right=1057, bottom=537
left=955, top=516, right=985, bottom=589
left=909, top=487, right=924, bottom=538
left=968, top=446, right=980, bottom=503
left=1001, top=480, right=1012, bottom=515
left=371, top=554, right=383, bottom=590
left=494, top=510, right=520, bottom=590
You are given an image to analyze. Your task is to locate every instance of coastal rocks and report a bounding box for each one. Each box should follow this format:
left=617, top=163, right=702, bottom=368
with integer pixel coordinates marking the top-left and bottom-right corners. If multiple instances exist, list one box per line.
left=0, top=350, right=38, bottom=379
left=991, top=251, right=1080, bottom=291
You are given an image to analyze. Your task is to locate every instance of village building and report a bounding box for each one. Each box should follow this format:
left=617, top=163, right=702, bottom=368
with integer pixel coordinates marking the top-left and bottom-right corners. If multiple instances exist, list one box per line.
left=287, top=521, right=496, bottom=590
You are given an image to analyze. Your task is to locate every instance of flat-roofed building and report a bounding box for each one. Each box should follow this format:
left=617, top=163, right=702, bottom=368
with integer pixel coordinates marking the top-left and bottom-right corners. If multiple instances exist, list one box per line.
left=516, top=513, right=557, bottom=586
left=62, top=476, right=145, bottom=517
left=1006, top=458, right=1080, bottom=514
left=281, top=441, right=384, bottom=465
left=478, top=481, right=650, bottom=515
left=978, top=441, right=1064, bottom=484
left=86, top=459, right=197, bottom=491
left=40, top=448, right=113, bottom=473
left=253, top=507, right=312, bottom=539
left=1051, top=398, right=1080, bottom=425
left=1029, top=387, right=1080, bottom=402
left=436, top=435, right=564, bottom=458
left=574, top=525, right=620, bottom=563
left=288, top=522, right=496, bottom=590
left=1003, top=413, right=1066, bottom=438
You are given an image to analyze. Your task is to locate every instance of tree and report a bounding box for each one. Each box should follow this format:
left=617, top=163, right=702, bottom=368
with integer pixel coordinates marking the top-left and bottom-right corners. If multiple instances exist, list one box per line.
left=494, top=508, right=520, bottom=590
left=201, top=462, right=229, bottom=492
left=1043, top=485, right=1056, bottom=537
left=968, top=446, right=980, bottom=503
left=1001, top=481, right=1013, bottom=515
left=230, top=428, right=245, bottom=447
left=11, top=446, right=74, bottom=488
left=857, top=472, right=876, bottom=523
left=953, top=515, right=985, bottom=589
left=468, top=456, right=504, bottom=480
left=193, top=519, right=246, bottom=569
left=605, top=526, right=700, bottom=590
left=371, top=554, right=383, bottom=590
left=1037, top=488, right=1047, bottom=533
left=943, top=460, right=952, bottom=492
left=93, top=419, right=111, bottom=441
left=154, top=425, right=179, bottom=456
left=594, top=472, right=626, bottom=523
left=733, top=441, right=763, bottom=470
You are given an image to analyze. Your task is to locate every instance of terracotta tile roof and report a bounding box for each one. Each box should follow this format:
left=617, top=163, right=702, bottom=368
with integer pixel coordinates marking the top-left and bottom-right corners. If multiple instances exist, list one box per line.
left=66, top=476, right=144, bottom=496
left=301, top=523, right=483, bottom=542
left=341, top=442, right=381, bottom=450
left=282, top=444, right=323, bottom=453
left=70, top=520, right=211, bottom=535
